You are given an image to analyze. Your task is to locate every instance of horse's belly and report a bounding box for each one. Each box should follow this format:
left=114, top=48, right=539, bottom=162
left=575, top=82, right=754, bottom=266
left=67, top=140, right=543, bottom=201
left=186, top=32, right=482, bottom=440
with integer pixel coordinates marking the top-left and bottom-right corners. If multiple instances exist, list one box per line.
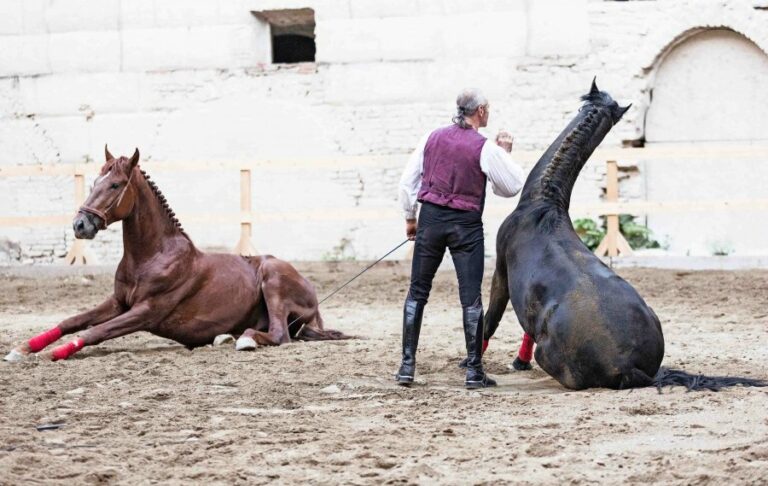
left=152, top=314, right=253, bottom=347
left=151, top=269, right=262, bottom=346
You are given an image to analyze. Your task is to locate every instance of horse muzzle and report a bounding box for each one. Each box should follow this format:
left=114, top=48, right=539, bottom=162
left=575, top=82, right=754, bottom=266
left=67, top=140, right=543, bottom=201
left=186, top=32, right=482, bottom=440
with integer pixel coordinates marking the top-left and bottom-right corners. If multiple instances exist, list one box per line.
left=73, top=212, right=103, bottom=239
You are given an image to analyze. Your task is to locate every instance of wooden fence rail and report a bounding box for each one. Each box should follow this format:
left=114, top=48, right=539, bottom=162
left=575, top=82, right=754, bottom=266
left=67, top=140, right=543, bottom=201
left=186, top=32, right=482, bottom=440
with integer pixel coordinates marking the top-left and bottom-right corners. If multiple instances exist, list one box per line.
left=0, top=144, right=766, bottom=264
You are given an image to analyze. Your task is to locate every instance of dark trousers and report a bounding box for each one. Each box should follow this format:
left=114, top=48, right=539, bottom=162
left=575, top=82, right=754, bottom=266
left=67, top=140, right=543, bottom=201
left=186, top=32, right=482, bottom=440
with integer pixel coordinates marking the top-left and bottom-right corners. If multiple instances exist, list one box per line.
left=407, top=202, right=484, bottom=308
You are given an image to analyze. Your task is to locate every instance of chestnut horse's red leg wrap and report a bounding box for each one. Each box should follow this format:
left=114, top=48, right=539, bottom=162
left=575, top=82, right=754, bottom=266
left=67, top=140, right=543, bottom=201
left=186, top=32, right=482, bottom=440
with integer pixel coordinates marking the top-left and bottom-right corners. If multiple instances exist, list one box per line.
left=51, top=338, right=84, bottom=361
left=28, top=327, right=62, bottom=353
left=518, top=333, right=534, bottom=362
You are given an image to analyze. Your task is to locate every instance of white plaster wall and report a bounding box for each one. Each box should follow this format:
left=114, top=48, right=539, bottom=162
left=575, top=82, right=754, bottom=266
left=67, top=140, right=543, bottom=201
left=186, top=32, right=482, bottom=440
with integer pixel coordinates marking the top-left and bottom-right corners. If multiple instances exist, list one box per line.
left=0, top=0, right=767, bottom=264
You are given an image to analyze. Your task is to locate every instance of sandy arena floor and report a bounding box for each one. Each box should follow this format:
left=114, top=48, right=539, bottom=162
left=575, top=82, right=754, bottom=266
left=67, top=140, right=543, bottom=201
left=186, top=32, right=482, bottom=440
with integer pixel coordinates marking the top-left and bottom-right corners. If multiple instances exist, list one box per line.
left=0, top=261, right=766, bottom=485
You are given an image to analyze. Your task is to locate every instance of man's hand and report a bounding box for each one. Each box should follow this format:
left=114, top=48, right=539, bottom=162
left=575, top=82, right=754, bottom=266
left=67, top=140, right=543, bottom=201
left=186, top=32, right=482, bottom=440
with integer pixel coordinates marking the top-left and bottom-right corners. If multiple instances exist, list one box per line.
left=406, top=219, right=417, bottom=241
left=496, top=130, right=514, bottom=153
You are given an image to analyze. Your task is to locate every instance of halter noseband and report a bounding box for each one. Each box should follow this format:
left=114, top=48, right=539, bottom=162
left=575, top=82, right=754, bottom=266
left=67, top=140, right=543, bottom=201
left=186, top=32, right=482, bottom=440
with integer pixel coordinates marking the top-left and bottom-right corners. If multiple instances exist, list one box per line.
left=78, top=167, right=135, bottom=230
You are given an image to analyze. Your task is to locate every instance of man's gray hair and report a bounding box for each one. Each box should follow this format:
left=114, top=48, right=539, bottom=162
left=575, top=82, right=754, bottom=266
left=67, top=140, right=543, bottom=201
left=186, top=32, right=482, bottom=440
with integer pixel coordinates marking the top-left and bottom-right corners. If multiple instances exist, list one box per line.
left=452, top=88, right=488, bottom=128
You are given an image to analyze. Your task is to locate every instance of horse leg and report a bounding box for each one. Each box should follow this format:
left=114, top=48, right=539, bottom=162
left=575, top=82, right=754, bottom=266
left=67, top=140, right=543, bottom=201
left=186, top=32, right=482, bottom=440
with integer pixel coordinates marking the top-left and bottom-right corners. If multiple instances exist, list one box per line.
left=4, top=295, right=124, bottom=362
left=484, top=265, right=510, bottom=347
left=252, top=292, right=289, bottom=346
left=293, top=310, right=350, bottom=341
left=235, top=312, right=269, bottom=351
left=39, top=302, right=153, bottom=361
left=532, top=339, right=582, bottom=390
left=293, top=310, right=324, bottom=340
left=235, top=294, right=270, bottom=351
left=511, top=333, right=535, bottom=371
left=252, top=316, right=288, bottom=346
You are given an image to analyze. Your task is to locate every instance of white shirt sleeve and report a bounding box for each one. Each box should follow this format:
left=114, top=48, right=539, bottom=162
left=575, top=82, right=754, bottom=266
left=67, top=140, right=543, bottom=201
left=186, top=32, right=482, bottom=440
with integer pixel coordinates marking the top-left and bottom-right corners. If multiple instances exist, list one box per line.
left=479, top=140, right=526, bottom=198
left=398, top=133, right=430, bottom=219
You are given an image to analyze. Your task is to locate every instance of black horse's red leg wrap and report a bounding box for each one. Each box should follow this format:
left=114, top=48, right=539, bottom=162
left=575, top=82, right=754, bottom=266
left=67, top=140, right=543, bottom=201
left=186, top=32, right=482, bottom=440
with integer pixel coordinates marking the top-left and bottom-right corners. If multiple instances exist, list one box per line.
left=518, top=333, right=534, bottom=362
left=51, top=338, right=84, bottom=361
left=482, top=339, right=489, bottom=354
left=28, top=327, right=62, bottom=353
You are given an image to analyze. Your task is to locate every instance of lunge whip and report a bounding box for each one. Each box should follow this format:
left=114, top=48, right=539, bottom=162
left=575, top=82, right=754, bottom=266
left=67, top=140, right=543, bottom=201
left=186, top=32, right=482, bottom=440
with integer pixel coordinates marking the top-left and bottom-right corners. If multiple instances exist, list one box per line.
left=289, top=238, right=410, bottom=329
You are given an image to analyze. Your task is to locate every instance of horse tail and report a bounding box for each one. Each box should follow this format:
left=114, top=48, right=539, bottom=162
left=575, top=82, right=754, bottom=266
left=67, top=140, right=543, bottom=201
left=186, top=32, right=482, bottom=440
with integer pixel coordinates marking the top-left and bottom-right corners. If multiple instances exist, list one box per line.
left=618, top=368, right=655, bottom=389
left=652, top=367, right=767, bottom=392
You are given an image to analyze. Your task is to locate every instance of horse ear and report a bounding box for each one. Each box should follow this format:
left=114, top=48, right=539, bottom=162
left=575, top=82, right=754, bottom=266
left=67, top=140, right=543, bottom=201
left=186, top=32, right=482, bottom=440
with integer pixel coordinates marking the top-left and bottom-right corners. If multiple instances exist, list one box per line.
left=590, top=76, right=599, bottom=95
left=105, top=144, right=114, bottom=161
left=619, top=103, right=632, bottom=117
left=129, top=148, right=140, bottom=168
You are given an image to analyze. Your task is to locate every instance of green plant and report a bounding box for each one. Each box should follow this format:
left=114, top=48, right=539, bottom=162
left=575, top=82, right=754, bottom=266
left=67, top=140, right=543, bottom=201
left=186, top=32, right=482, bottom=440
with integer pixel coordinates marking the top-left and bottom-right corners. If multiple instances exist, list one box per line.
left=572, top=215, right=661, bottom=251
left=573, top=218, right=605, bottom=251
left=618, top=214, right=660, bottom=250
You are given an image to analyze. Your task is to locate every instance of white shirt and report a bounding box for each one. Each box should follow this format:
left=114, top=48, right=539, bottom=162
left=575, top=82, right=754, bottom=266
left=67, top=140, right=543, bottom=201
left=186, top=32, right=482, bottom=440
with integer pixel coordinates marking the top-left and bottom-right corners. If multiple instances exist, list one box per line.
left=398, top=131, right=526, bottom=219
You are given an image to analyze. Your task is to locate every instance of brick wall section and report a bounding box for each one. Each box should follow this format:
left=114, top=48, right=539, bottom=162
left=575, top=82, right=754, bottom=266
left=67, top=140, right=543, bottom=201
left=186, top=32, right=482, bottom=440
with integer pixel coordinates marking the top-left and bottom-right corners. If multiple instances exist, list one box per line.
left=0, top=0, right=766, bottom=263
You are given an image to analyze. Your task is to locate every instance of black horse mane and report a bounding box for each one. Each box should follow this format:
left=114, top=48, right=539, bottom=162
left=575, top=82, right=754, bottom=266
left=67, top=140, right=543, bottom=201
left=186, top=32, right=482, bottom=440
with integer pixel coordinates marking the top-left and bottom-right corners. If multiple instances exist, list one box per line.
left=538, top=104, right=603, bottom=209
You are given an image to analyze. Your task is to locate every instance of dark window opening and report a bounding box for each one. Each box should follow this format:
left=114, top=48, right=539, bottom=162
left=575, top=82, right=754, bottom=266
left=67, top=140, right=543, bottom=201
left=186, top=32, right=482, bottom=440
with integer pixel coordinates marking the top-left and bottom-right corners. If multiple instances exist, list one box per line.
left=273, top=34, right=316, bottom=64
left=254, top=8, right=316, bottom=64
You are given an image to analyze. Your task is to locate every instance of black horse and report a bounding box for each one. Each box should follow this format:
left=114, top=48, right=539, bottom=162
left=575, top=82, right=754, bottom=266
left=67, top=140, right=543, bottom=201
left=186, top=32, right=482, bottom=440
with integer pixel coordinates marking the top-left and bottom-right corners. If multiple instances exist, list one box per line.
left=483, top=80, right=766, bottom=391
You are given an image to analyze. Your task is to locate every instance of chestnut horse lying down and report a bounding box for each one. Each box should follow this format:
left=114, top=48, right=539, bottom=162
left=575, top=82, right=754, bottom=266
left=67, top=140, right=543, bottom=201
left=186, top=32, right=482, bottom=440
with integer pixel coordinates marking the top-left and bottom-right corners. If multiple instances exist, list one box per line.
left=5, top=147, right=348, bottom=362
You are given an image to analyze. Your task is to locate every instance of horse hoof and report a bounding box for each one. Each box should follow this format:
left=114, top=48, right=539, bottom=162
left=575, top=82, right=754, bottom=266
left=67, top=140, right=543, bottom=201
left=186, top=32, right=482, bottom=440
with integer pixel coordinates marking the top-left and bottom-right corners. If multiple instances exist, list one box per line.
left=3, top=349, right=26, bottom=363
left=213, top=334, right=235, bottom=346
left=395, top=372, right=415, bottom=386
left=235, top=336, right=257, bottom=351
left=509, top=357, right=533, bottom=371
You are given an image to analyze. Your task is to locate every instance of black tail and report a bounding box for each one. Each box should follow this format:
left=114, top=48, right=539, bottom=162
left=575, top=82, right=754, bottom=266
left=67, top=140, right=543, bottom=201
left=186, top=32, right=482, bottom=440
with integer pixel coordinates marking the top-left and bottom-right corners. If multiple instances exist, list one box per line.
left=653, top=367, right=768, bottom=392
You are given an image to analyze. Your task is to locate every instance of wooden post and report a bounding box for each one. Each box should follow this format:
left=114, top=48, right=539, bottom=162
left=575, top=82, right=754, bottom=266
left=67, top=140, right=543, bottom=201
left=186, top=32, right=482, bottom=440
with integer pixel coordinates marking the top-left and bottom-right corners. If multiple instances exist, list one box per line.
left=233, top=168, right=257, bottom=256
left=594, top=160, right=633, bottom=258
left=64, top=171, right=89, bottom=265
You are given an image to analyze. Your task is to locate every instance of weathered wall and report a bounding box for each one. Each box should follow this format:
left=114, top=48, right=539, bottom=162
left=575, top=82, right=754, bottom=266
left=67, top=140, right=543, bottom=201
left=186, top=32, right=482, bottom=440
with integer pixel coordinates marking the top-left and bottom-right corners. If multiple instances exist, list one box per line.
left=644, top=28, right=768, bottom=255
left=0, top=0, right=767, bottom=263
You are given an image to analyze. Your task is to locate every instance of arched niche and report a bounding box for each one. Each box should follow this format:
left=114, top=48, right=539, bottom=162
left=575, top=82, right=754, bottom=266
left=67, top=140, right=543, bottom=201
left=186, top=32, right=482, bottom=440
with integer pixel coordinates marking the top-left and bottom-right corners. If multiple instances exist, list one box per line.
left=642, top=28, right=768, bottom=256
left=646, top=28, right=768, bottom=143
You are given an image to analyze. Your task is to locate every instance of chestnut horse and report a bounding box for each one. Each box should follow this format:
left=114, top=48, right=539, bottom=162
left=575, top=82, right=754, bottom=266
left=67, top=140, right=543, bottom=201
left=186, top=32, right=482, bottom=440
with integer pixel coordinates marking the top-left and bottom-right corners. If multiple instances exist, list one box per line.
left=5, top=147, right=348, bottom=362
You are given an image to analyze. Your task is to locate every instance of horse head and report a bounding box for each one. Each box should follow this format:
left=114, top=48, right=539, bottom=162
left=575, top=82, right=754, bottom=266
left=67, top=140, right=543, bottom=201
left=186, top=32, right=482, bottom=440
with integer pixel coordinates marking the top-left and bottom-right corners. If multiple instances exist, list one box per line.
left=567, top=77, right=633, bottom=159
left=73, top=145, right=140, bottom=239
left=582, top=77, right=632, bottom=126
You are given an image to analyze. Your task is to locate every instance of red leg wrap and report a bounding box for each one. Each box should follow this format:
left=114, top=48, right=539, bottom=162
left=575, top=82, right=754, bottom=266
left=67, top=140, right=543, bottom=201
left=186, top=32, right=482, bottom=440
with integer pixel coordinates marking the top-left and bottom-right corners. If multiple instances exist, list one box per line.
left=482, top=339, right=489, bottom=354
left=28, top=327, right=62, bottom=353
left=51, top=338, right=84, bottom=361
left=518, top=333, right=534, bottom=362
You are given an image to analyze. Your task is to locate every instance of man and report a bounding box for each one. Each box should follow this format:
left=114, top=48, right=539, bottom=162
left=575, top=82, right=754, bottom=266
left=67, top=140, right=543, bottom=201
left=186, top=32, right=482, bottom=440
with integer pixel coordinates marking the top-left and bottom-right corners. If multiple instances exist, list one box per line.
left=396, top=88, right=526, bottom=389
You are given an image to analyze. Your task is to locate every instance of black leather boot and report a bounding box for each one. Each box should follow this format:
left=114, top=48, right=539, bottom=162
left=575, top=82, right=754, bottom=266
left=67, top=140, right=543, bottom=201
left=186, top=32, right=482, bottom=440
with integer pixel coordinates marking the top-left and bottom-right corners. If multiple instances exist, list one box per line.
left=395, top=298, right=424, bottom=386
left=463, top=300, right=497, bottom=389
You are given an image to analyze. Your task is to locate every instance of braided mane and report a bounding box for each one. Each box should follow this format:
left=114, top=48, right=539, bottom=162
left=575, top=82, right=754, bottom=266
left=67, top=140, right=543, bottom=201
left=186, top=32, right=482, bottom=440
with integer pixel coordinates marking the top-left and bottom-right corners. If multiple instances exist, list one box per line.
left=518, top=81, right=628, bottom=223
left=138, top=168, right=189, bottom=238
left=538, top=106, right=601, bottom=208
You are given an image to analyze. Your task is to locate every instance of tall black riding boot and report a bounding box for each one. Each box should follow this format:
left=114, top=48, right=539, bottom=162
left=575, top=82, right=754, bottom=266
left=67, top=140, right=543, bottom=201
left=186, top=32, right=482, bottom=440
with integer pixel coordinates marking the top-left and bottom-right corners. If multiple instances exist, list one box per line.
left=395, top=298, right=424, bottom=386
left=463, top=300, right=497, bottom=389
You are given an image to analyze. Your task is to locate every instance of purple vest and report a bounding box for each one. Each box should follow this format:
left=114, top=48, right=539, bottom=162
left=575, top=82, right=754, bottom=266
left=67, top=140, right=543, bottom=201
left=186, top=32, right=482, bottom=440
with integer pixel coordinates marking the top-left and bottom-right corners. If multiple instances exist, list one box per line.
left=417, top=124, right=487, bottom=213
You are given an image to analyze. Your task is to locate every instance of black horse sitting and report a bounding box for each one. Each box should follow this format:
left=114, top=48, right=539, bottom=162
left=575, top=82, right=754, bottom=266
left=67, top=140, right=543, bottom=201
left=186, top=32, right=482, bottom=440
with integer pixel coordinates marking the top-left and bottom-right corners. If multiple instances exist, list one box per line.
left=482, top=80, right=766, bottom=391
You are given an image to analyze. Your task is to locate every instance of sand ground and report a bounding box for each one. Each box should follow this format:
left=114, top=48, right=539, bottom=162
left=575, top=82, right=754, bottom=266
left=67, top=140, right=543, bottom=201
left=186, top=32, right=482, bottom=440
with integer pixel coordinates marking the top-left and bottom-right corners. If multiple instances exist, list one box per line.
left=0, top=262, right=766, bottom=485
